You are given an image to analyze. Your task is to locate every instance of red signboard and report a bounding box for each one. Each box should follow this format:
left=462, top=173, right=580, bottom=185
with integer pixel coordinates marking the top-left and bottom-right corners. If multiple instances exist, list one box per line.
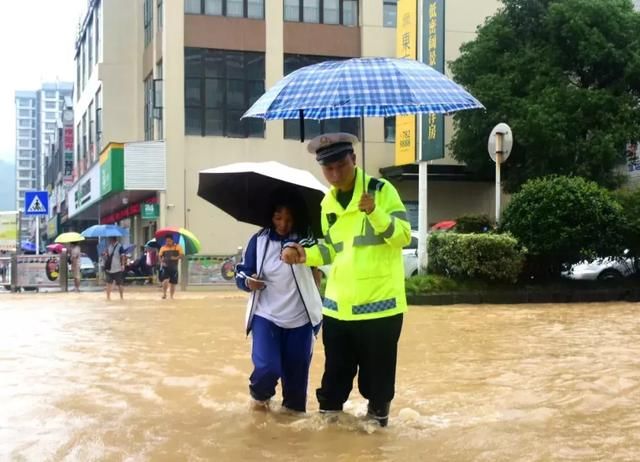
left=63, top=127, right=74, bottom=151
left=101, top=197, right=159, bottom=224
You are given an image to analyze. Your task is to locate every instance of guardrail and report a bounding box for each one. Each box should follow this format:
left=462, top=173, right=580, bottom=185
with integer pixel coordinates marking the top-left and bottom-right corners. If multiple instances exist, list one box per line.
left=185, top=252, right=241, bottom=287
left=7, top=251, right=68, bottom=292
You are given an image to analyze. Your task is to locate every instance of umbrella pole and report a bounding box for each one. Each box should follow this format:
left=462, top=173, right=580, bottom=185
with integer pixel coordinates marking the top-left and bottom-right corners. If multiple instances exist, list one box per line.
left=299, top=110, right=305, bottom=142
left=361, top=114, right=366, bottom=190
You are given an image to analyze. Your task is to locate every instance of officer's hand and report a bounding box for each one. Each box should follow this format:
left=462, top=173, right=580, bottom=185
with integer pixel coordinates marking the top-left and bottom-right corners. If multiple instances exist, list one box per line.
left=281, top=244, right=306, bottom=264
left=246, top=273, right=265, bottom=291
left=359, top=193, right=376, bottom=215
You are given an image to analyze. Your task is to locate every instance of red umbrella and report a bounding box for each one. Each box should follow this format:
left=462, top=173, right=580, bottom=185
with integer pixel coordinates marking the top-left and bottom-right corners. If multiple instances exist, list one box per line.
left=46, top=243, right=65, bottom=253
left=431, top=220, right=457, bottom=231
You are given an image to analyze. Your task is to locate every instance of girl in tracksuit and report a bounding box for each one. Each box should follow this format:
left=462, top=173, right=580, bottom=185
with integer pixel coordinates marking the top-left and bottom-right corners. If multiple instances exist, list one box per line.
left=235, top=199, right=322, bottom=412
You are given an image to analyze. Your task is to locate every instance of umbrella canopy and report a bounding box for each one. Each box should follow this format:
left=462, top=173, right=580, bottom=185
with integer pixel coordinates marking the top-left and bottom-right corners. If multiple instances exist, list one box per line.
left=81, top=224, right=127, bottom=238
left=145, top=238, right=159, bottom=249
left=243, top=57, right=484, bottom=121
left=46, top=243, right=65, bottom=253
left=55, top=232, right=85, bottom=244
left=198, top=161, right=328, bottom=238
left=21, top=241, right=36, bottom=253
left=431, top=220, right=457, bottom=231
left=155, top=227, right=202, bottom=255
left=123, top=244, right=136, bottom=254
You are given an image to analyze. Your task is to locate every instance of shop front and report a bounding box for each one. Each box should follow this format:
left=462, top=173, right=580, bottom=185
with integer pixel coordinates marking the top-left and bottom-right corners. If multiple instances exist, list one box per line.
left=98, top=141, right=166, bottom=257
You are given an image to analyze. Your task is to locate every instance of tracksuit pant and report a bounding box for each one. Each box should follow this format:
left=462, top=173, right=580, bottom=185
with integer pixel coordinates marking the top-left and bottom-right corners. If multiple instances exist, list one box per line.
left=249, top=315, right=313, bottom=412
left=316, top=314, right=403, bottom=412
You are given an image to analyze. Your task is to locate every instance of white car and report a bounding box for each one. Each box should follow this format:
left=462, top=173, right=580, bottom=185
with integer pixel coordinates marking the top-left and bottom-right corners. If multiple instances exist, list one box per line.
left=318, top=231, right=419, bottom=280
left=561, top=252, right=636, bottom=281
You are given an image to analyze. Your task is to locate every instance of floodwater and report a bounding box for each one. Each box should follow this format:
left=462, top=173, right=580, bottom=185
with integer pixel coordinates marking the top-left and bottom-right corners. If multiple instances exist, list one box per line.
left=1, top=290, right=639, bottom=461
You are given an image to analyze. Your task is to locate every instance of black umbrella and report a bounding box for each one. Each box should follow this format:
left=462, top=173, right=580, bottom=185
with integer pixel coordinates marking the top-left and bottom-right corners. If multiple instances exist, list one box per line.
left=198, top=161, right=328, bottom=238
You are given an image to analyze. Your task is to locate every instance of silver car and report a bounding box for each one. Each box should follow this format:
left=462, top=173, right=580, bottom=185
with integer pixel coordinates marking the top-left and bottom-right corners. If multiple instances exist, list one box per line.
left=561, top=252, right=636, bottom=281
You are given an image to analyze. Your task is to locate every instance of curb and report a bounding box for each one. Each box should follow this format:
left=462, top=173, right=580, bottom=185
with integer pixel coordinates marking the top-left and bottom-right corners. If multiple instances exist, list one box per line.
left=407, top=288, right=640, bottom=305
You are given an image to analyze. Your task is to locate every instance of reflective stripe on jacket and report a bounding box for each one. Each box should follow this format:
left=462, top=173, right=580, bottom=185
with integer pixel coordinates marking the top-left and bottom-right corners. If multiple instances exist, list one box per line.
left=304, top=168, right=411, bottom=321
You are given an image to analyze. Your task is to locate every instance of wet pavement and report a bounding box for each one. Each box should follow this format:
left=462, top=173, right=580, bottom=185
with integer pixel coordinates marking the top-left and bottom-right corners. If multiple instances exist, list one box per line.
left=1, top=290, right=639, bottom=461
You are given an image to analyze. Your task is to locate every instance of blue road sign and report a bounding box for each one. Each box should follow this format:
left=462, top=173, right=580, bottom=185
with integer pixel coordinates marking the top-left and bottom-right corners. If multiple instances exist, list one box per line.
left=24, top=191, right=49, bottom=216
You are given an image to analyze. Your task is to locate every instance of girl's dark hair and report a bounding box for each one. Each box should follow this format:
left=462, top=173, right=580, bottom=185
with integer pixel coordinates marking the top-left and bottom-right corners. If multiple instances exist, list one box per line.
left=266, top=187, right=309, bottom=235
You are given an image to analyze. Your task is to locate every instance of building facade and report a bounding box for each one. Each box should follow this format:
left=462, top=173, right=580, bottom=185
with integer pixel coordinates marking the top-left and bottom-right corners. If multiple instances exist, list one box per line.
left=15, top=82, right=73, bottom=242
left=67, top=0, right=501, bottom=255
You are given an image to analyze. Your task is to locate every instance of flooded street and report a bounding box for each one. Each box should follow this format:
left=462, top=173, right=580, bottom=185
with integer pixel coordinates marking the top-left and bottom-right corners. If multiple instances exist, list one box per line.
left=1, top=291, right=639, bottom=461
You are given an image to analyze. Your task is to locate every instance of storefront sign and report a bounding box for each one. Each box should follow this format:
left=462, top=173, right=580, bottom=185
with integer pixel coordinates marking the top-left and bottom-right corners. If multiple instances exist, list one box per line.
left=68, top=162, right=101, bottom=218
left=395, top=0, right=417, bottom=166
left=421, top=0, right=445, bottom=161
left=0, top=211, right=18, bottom=252
left=141, top=203, right=159, bottom=220
left=100, top=144, right=125, bottom=197
left=47, top=216, right=58, bottom=238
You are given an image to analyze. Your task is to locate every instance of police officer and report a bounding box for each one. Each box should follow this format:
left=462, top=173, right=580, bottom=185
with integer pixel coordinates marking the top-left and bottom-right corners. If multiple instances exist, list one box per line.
left=282, top=133, right=411, bottom=426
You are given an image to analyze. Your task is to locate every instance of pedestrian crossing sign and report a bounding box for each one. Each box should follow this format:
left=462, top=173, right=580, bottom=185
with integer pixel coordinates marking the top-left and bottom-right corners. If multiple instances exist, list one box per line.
left=24, top=191, right=49, bottom=216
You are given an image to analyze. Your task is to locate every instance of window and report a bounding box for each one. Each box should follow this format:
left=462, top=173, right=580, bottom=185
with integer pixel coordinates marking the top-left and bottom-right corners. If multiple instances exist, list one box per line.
left=46, top=112, right=56, bottom=121
left=186, top=0, right=264, bottom=18
left=384, top=116, right=395, bottom=143
left=82, top=114, right=87, bottom=160
left=19, top=160, right=31, bottom=168
left=383, top=0, right=397, bottom=27
left=45, top=101, right=57, bottom=109
left=155, top=61, right=164, bottom=139
left=144, top=0, right=153, bottom=46
left=46, top=123, right=57, bottom=130
left=157, top=0, right=163, bottom=30
left=76, top=55, right=82, bottom=98
left=95, top=88, right=103, bottom=152
left=44, top=91, right=56, bottom=98
left=19, top=109, right=30, bottom=117
left=18, top=129, right=32, bottom=137
left=95, top=4, right=100, bottom=64
left=19, top=139, right=30, bottom=147
left=87, top=20, right=93, bottom=71
left=18, top=99, right=32, bottom=107
left=144, top=74, right=154, bottom=140
left=88, top=101, right=94, bottom=155
left=284, top=0, right=357, bottom=25
left=184, top=48, right=265, bottom=138
left=283, top=54, right=359, bottom=140
left=19, top=119, right=31, bottom=127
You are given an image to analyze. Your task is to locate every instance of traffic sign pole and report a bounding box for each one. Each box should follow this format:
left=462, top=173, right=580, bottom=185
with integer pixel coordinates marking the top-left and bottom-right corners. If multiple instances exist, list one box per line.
left=36, top=216, right=39, bottom=255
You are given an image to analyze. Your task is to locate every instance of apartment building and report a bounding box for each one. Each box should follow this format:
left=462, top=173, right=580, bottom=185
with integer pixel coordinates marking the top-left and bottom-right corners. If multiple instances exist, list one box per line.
left=68, top=0, right=500, bottom=254
left=14, top=82, right=73, bottom=242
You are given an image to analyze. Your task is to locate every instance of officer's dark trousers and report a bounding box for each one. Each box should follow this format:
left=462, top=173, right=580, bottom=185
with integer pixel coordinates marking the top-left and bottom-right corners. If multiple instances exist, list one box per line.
left=316, top=313, right=403, bottom=411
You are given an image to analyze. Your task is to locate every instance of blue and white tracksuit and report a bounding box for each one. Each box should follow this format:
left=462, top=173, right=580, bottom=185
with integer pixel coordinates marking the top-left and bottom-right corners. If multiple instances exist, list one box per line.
left=236, top=229, right=323, bottom=412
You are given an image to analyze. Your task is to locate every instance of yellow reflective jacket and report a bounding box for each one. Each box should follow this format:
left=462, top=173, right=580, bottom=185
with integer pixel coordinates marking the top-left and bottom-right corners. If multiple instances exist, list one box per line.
left=304, top=168, right=411, bottom=321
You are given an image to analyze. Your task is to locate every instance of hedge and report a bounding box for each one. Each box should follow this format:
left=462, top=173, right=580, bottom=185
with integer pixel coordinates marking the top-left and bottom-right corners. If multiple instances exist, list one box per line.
left=428, top=232, right=525, bottom=283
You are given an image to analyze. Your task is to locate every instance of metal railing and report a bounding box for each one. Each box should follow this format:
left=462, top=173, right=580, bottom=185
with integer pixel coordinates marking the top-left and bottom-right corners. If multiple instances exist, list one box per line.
left=7, top=250, right=68, bottom=292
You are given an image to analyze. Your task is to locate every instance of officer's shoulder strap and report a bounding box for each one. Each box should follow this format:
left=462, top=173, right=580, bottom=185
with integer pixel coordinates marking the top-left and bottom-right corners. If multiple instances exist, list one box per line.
left=367, top=177, right=386, bottom=194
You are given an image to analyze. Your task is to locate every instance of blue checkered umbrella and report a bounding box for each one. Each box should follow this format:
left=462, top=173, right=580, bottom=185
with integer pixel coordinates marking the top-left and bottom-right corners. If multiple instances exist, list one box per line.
left=242, top=57, right=484, bottom=121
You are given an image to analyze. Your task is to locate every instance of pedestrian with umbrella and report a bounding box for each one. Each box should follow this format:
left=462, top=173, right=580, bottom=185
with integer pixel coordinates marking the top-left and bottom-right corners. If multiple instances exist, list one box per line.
left=81, top=225, right=127, bottom=300
left=197, top=162, right=325, bottom=413
left=243, top=56, right=485, bottom=427
left=157, top=235, right=184, bottom=300
left=56, top=232, right=86, bottom=292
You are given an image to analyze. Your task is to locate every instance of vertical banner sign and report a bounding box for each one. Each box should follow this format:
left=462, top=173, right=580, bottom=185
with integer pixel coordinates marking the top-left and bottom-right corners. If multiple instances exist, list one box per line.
left=421, top=0, right=445, bottom=161
left=394, top=0, right=417, bottom=166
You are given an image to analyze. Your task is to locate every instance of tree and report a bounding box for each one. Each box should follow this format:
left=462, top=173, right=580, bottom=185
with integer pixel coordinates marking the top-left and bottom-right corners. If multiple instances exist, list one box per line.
left=449, top=0, right=640, bottom=193
left=500, top=176, right=626, bottom=279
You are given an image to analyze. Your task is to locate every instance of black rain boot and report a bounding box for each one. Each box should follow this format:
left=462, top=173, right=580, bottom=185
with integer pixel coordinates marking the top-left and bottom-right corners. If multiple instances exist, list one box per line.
left=367, top=402, right=390, bottom=427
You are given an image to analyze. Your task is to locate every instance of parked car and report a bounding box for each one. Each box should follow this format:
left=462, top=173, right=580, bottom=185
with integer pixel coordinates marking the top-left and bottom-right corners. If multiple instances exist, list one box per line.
left=79, top=255, right=97, bottom=279
left=318, top=231, right=420, bottom=280
left=561, top=252, right=636, bottom=281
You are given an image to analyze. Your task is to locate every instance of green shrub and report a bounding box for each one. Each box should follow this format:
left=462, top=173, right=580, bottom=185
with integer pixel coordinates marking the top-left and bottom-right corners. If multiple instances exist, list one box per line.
left=614, top=187, right=640, bottom=258
left=454, top=214, right=494, bottom=233
left=405, top=274, right=460, bottom=296
left=500, top=175, right=626, bottom=278
left=428, top=232, right=524, bottom=283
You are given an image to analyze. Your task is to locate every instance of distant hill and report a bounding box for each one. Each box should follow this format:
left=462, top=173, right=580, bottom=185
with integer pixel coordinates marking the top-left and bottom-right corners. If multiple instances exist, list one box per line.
left=0, top=160, right=15, bottom=211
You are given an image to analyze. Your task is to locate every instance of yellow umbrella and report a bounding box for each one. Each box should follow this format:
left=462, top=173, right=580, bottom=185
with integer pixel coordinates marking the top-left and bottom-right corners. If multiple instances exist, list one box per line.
left=55, top=232, right=86, bottom=244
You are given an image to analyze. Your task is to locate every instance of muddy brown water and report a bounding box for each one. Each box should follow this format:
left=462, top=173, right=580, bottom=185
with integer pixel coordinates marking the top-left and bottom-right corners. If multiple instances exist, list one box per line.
left=1, top=291, right=639, bottom=461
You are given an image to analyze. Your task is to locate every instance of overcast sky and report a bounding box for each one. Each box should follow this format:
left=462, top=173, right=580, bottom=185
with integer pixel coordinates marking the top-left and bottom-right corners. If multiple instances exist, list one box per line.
left=0, top=0, right=86, bottom=163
